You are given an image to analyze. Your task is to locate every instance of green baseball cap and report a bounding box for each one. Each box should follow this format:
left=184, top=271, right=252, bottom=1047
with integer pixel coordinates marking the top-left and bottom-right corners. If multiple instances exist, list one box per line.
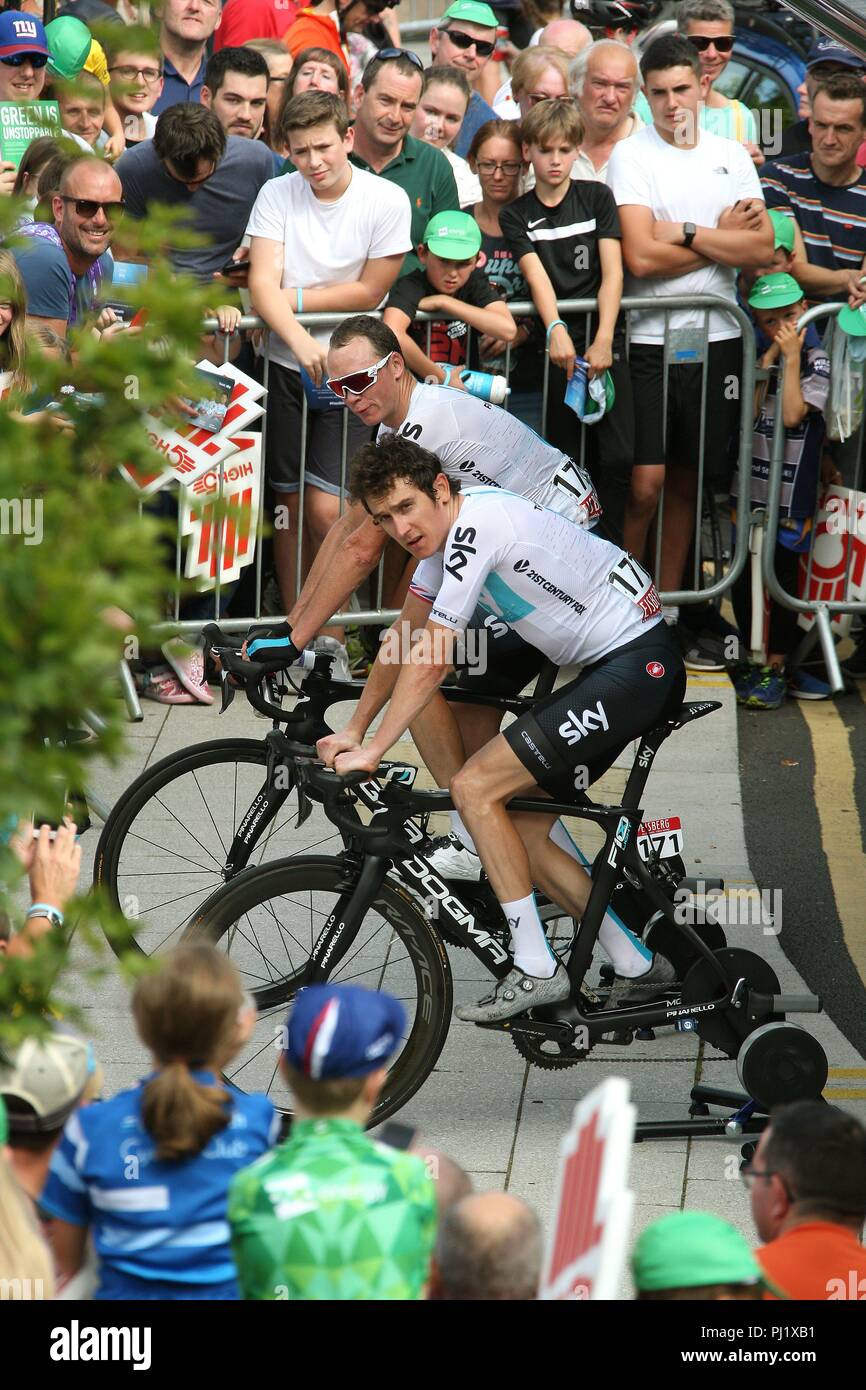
left=45, top=14, right=91, bottom=80
left=837, top=301, right=866, bottom=337
left=440, top=1, right=498, bottom=31
left=748, top=272, right=804, bottom=311
left=631, top=1211, right=768, bottom=1293
left=768, top=210, right=795, bottom=253
left=423, top=210, right=482, bottom=260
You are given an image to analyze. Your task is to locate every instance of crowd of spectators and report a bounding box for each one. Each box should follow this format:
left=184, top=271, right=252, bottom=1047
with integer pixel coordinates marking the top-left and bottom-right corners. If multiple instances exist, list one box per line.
left=0, top=0, right=864, bottom=697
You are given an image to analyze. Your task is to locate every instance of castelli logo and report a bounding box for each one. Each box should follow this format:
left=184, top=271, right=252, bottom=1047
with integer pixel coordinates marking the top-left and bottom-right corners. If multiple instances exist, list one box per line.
left=646, top=662, right=665, bottom=678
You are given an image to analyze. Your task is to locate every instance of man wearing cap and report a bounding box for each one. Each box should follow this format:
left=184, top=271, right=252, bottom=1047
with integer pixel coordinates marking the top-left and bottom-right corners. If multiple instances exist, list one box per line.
left=0, top=10, right=50, bottom=196
left=632, top=1211, right=772, bottom=1299
left=350, top=48, right=459, bottom=274
left=430, top=1, right=499, bottom=160
left=746, top=1100, right=866, bottom=1301
left=0, top=1031, right=95, bottom=1237
left=761, top=70, right=866, bottom=309
left=228, top=984, right=437, bottom=1300
left=780, top=36, right=866, bottom=159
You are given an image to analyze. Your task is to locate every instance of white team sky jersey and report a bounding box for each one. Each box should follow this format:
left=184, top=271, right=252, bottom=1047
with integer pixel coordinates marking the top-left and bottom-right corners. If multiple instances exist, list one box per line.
left=377, top=381, right=601, bottom=528
left=411, top=489, right=662, bottom=668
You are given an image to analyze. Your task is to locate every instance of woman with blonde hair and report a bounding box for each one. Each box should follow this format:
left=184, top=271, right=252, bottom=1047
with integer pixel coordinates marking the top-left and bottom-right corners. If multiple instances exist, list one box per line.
left=39, top=943, right=279, bottom=1300
left=509, top=45, right=570, bottom=120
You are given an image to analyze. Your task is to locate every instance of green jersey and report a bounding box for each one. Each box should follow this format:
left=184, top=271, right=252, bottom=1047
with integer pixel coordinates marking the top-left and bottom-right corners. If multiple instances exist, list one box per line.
left=228, top=1117, right=437, bottom=1300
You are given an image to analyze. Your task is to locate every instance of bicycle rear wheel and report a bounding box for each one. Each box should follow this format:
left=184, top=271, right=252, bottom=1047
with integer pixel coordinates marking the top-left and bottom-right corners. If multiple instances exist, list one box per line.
left=185, top=856, right=453, bottom=1124
left=93, top=740, right=343, bottom=959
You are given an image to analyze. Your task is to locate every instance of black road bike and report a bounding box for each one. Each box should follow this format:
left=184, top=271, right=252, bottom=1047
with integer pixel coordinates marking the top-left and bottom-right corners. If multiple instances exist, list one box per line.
left=183, top=671, right=828, bottom=1128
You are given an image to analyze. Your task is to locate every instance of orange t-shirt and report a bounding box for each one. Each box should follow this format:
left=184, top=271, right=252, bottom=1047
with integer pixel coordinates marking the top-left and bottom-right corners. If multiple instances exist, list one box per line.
left=758, top=1222, right=866, bottom=1300
left=284, top=9, right=350, bottom=73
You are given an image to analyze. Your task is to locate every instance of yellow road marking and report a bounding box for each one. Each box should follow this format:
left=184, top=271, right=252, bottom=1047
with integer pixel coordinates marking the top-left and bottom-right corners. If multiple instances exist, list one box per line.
left=828, top=1068, right=866, bottom=1078
left=798, top=700, right=866, bottom=982
left=686, top=677, right=731, bottom=688
left=823, top=1089, right=866, bottom=1099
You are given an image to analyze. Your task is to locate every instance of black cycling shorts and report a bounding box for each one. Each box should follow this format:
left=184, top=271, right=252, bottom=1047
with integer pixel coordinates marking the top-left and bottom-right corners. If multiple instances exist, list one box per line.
left=503, top=623, right=686, bottom=800
left=453, top=608, right=548, bottom=698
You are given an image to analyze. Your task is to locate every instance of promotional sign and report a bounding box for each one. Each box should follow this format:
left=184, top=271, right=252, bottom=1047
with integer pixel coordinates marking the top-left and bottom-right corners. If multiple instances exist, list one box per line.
left=0, top=101, right=60, bottom=168
left=538, top=1077, right=636, bottom=1301
left=181, top=432, right=262, bottom=586
left=797, top=486, right=866, bottom=640
left=119, top=417, right=239, bottom=495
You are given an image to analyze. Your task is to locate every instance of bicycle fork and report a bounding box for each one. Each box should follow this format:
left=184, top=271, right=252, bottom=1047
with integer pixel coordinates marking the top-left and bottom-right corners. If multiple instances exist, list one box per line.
left=306, top=854, right=391, bottom=985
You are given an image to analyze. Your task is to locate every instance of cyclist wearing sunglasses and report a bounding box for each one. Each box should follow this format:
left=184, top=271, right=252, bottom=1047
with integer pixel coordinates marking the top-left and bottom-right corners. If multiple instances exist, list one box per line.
left=13, top=154, right=124, bottom=340
left=429, top=0, right=498, bottom=160
left=675, top=0, right=761, bottom=161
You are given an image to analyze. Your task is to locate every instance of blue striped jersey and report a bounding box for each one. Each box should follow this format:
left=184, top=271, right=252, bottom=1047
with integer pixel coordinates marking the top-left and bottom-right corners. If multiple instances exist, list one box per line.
left=40, top=1073, right=279, bottom=1297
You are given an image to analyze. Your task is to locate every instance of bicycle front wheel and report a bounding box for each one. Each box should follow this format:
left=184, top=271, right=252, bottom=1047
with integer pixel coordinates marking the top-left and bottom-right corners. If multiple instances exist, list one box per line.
left=185, top=856, right=453, bottom=1124
left=93, top=739, right=343, bottom=959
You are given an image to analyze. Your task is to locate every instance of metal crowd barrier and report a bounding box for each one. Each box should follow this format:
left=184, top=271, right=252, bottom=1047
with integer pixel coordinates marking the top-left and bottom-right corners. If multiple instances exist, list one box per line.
left=760, top=301, right=866, bottom=693
left=167, top=294, right=755, bottom=638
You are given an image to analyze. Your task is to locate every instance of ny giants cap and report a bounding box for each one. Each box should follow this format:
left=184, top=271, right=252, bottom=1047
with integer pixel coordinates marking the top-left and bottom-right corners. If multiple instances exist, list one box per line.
left=440, top=1, right=499, bottom=30
left=0, top=10, right=49, bottom=60
left=423, top=210, right=482, bottom=259
left=285, top=984, right=405, bottom=1080
left=631, top=1211, right=773, bottom=1293
left=748, top=271, right=804, bottom=310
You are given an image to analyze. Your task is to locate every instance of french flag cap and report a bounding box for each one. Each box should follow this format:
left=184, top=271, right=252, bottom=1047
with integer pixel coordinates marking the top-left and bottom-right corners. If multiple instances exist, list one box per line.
left=286, top=984, right=406, bottom=1079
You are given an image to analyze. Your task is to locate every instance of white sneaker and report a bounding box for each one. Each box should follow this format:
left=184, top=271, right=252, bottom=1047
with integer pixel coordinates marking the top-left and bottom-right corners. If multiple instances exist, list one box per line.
left=312, top=636, right=351, bottom=683
left=425, top=833, right=482, bottom=880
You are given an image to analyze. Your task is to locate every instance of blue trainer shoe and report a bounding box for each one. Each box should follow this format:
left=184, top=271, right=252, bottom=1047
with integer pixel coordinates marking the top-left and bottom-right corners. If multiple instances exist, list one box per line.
left=787, top=669, right=832, bottom=701
left=745, top=667, right=787, bottom=710
left=733, top=662, right=762, bottom=705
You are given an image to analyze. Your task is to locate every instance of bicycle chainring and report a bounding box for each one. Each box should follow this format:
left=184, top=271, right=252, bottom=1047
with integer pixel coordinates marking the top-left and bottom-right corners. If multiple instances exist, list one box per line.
left=510, top=1029, right=589, bottom=1069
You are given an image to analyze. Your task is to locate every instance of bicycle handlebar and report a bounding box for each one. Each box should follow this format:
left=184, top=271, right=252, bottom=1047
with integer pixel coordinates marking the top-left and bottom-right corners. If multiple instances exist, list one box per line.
left=201, top=622, right=329, bottom=721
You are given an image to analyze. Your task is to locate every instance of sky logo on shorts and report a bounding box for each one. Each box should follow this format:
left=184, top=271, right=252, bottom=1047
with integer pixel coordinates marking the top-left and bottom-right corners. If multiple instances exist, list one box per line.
left=646, top=662, right=665, bottom=679
left=558, top=699, right=609, bottom=746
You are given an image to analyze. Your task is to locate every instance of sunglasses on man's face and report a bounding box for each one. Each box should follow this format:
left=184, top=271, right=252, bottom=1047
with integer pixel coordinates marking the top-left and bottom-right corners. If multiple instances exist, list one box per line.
left=440, top=27, right=496, bottom=58
left=326, top=353, right=393, bottom=400
left=59, top=195, right=126, bottom=221
left=687, top=33, right=735, bottom=53
left=0, top=52, right=48, bottom=67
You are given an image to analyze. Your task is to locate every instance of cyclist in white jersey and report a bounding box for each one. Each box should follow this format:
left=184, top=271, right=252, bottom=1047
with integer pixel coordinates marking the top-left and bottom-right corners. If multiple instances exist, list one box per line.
left=254, top=314, right=603, bottom=879
left=318, top=436, right=686, bottom=1024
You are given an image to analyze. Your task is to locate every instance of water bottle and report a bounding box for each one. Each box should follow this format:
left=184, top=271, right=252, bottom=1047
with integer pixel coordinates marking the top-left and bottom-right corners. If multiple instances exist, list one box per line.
left=457, top=369, right=510, bottom=405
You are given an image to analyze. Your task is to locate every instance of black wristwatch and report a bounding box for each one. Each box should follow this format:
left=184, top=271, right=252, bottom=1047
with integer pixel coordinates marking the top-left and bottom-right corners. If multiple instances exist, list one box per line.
left=682, top=222, right=697, bottom=249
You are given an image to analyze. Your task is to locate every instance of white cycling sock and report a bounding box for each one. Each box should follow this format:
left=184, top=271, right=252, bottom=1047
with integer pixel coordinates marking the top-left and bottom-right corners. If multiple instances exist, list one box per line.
left=662, top=605, right=680, bottom=627
left=503, top=892, right=556, bottom=978
left=548, top=819, right=652, bottom=979
left=450, top=811, right=478, bottom=855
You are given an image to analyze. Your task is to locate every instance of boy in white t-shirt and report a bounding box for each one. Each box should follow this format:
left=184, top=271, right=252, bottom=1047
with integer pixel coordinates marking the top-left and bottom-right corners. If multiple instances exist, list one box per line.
left=247, top=90, right=412, bottom=613
left=606, top=33, right=772, bottom=657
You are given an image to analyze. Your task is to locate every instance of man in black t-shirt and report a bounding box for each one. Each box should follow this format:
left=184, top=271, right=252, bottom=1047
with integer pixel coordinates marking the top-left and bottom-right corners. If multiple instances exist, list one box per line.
left=383, top=210, right=517, bottom=388
left=500, top=99, right=633, bottom=541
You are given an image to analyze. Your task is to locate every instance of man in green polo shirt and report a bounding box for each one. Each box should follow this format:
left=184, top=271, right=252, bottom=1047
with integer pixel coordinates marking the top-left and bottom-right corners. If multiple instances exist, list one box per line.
left=350, top=48, right=459, bottom=274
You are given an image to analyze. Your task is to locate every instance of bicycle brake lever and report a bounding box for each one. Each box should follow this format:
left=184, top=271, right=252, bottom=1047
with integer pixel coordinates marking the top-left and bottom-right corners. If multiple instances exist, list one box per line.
left=219, top=671, right=236, bottom=713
